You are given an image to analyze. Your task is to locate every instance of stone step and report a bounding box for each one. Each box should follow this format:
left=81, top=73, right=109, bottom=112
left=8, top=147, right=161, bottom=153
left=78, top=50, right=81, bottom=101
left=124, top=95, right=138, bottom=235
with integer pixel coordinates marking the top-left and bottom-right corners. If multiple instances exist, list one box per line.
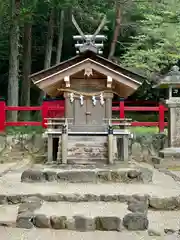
left=15, top=201, right=180, bottom=235
left=67, top=158, right=108, bottom=165
left=20, top=167, right=152, bottom=184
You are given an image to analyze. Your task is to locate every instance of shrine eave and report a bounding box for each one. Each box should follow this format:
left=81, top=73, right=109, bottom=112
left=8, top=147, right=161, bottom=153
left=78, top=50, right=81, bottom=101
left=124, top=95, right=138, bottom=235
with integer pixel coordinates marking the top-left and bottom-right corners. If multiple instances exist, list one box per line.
left=30, top=51, right=145, bottom=97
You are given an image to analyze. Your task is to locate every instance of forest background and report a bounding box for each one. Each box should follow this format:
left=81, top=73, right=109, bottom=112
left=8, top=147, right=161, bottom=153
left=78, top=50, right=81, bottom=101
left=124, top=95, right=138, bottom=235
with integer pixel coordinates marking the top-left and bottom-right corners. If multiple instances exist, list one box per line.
left=0, top=0, right=180, bottom=121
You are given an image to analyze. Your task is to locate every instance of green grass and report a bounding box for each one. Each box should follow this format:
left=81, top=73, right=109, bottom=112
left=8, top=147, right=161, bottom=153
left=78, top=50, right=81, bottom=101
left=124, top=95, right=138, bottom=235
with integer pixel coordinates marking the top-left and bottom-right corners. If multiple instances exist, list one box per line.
left=5, top=126, right=44, bottom=135
left=2, top=126, right=167, bottom=135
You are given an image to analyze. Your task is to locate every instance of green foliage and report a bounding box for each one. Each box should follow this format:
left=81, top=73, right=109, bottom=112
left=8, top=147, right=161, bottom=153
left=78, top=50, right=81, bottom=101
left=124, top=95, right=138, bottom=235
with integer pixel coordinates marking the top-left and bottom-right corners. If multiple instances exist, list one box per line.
left=0, top=0, right=180, bottom=101
left=121, top=0, right=180, bottom=78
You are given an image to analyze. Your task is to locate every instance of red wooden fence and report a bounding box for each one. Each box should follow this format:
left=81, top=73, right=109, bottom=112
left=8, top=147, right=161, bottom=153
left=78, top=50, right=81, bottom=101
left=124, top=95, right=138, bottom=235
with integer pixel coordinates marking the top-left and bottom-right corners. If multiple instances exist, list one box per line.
left=0, top=99, right=168, bottom=132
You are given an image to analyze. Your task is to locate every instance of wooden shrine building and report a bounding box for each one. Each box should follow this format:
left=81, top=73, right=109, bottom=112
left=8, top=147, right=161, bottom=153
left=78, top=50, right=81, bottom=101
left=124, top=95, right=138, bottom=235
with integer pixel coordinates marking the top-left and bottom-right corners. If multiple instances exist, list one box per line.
left=30, top=47, right=144, bottom=165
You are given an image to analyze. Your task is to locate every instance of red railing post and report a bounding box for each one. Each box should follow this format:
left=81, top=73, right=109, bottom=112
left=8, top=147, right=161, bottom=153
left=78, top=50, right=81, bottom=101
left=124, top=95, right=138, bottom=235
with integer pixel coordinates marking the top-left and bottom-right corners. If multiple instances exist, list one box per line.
left=119, top=98, right=125, bottom=118
left=0, top=98, right=5, bottom=132
left=159, top=99, right=165, bottom=132
left=42, top=99, right=49, bottom=128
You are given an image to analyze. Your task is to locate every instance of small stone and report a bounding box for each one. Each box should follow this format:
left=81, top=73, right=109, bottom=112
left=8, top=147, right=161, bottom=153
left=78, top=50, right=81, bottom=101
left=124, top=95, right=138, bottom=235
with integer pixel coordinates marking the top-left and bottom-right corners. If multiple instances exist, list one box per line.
left=95, top=216, right=121, bottom=231
left=50, top=216, right=67, bottom=229
left=74, top=215, right=95, bottom=231
left=21, top=169, right=45, bottom=182
left=164, top=228, right=176, bottom=235
left=127, top=170, right=140, bottom=179
left=149, top=197, right=178, bottom=210
left=151, top=156, right=162, bottom=165
left=148, top=229, right=161, bottom=236
left=44, top=171, right=57, bottom=182
left=16, top=212, right=34, bottom=229
left=33, top=214, right=50, bottom=228
left=123, top=213, right=148, bottom=230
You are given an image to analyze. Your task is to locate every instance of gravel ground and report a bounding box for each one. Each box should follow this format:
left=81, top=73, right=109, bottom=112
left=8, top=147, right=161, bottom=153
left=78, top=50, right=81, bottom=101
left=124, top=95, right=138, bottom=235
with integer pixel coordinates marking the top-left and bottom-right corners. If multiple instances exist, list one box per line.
left=0, top=227, right=178, bottom=240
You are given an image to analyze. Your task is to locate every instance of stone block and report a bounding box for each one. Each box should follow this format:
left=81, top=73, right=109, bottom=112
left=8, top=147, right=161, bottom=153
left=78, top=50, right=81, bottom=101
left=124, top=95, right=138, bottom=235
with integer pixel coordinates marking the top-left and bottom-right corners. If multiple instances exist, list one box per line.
left=127, top=169, right=141, bottom=179
left=16, top=212, right=34, bottom=229
left=43, top=171, right=57, bottom=182
left=66, top=218, right=75, bottom=230
left=149, top=196, right=178, bottom=210
left=139, top=167, right=153, bottom=183
left=57, top=170, right=96, bottom=183
left=74, top=216, right=95, bottom=231
left=123, top=213, right=149, bottom=230
left=95, top=216, right=121, bottom=231
left=18, top=197, right=42, bottom=214
left=100, top=194, right=119, bottom=202
left=0, top=195, right=7, bottom=204
left=7, top=195, right=23, bottom=204
left=50, top=216, right=67, bottom=229
left=83, top=194, right=100, bottom=202
left=127, top=201, right=148, bottom=214
left=64, top=194, right=84, bottom=202
left=21, top=169, right=45, bottom=182
left=97, top=171, right=111, bottom=182
left=33, top=214, right=50, bottom=228
left=111, top=171, right=128, bottom=182
left=42, top=194, right=65, bottom=202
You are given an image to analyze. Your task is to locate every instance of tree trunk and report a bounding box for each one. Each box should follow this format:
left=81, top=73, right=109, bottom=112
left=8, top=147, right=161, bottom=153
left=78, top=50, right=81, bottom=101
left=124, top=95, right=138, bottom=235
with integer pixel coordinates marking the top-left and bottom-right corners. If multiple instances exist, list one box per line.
left=56, top=9, right=64, bottom=64
left=108, top=2, right=121, bottom=60
left=7, top=0, right=20, bottom=121
left=44, top=7, right=55, bottom=69
left=20, top=22, right=32, bottom=120
left=39, top=7, right=55, bottom=104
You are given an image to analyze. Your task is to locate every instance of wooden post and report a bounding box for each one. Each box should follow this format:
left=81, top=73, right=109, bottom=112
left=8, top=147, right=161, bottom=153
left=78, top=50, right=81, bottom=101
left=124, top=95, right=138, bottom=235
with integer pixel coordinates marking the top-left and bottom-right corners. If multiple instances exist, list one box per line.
left=42, top=99, right=49, bottom=128
left=119, top=98, right=125, bottom=119
left=47, top=134, right=53, bottom=163
left=159, top=99, right=165, bottom=133
left=61, top=124, right=68, bottom=164
left=122, top=135, right=129, bottom=163
left=108, top=125, right=114, bottom=164
left=0, top=98, right=5, bottom=132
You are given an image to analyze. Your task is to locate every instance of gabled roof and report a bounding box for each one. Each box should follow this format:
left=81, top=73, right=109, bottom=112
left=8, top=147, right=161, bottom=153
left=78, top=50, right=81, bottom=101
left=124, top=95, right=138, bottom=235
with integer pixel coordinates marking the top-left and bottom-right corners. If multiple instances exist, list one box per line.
left=30, top=51, right=145, bottom=97
left=30, top=51, right=145, bottom=83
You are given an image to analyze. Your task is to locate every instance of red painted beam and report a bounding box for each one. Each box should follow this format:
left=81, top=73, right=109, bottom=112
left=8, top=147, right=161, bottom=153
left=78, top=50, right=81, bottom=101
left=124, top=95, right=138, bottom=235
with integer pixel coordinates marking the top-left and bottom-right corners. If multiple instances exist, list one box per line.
left=6, top=106, right=42, bottom=111
left=6, top=122, right=42, bottom=127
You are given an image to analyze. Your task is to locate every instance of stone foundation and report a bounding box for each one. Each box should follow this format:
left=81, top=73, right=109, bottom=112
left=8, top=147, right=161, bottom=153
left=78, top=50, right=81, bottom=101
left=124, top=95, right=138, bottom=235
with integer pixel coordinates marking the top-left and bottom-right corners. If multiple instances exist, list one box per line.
left=0, top=132, right=168, bottom=164
left=21, top=167, right=152, bottom=183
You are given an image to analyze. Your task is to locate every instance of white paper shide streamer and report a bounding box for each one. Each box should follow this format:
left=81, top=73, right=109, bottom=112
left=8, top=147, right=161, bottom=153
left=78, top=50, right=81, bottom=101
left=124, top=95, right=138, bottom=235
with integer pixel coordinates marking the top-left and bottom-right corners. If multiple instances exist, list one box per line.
left=69, top=93, right=74, bottom=103
left=80, top=95, right=84, bottom=105
left=100, top=92, right=104, bottom=105
left=92, top=96, right=96, bottom=106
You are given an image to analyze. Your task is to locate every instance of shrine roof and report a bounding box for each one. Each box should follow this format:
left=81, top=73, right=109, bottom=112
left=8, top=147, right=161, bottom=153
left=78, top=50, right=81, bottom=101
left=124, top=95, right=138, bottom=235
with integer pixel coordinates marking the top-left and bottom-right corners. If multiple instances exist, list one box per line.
left=154, top=65, right=180, bottom=88
left=30, top=51, right=145, bottom=83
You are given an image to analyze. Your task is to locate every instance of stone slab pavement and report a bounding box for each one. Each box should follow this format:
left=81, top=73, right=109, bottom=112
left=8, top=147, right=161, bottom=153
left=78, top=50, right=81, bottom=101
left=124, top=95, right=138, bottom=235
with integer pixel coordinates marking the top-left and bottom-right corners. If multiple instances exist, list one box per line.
left=0, top=227, right=178, bottom=240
